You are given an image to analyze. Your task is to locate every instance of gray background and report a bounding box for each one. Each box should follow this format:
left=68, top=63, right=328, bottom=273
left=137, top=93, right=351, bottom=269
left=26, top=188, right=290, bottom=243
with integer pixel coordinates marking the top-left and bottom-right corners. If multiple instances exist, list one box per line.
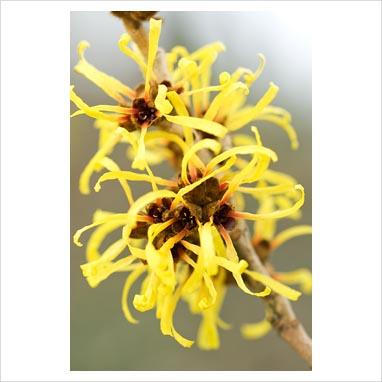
left=71, top=11, right=312, bottom=371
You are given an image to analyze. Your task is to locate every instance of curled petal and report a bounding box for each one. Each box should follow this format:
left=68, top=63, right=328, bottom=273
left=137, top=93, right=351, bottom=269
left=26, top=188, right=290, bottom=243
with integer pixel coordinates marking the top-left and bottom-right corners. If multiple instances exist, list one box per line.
left=226, top=82, right=279, bottom=131
left=94, top=170, right=176, bottom=192
left=244, top=270, right=302, bottom=301
left=118, top=33, right=147, bottom=75
left=86, top=220, right=125, bottom=262
left=155, top=84, right=173, bottom=115
left=204, top=81, right=249, bottom=121
left=273, top=269, right=312, bottom=295
left=272, top=225, right=312, bottom=249
left=121, top=265, right=147, bottom=324
left=74, top=213, right=129, bottom=247
left=166, top=91, right=193, bottom=146
left=160, top=285, right=194, bottom=348
left=241, top=318, right=272, bottom=340
left=74, top=41, right=135, bottom=102
left=231, top=54, right=266, bottom=87
left=256, top=113, right=299, bottom=150
left=145, top=18, right=162, bottom=96
left=99, top=157, right=134, bottom=205
left=164, top=115, right=227, bottom=138
left=238, top=184, right=296, bottom=198
left=181, top=139, right=221, bottom=185
left=81, top=252, right=136, bottom=288
left=233, top=185, right=305, bottom=221
left=78, top=128, right=124, bottom=194
left=205, top=145, right=277, bottom=175
left=214, top=256, right=270, bottom=297
left=70, top=86, right=122, bottom=122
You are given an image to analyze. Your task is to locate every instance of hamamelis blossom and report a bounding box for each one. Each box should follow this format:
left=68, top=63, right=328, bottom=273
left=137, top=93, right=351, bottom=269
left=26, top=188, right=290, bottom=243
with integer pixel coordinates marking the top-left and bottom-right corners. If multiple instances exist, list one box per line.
left=167, top=38, right=299, bottom=150
left=70, top=18, right=228, bottom=190
left=73, top=133, right=306, bottom=348
left=71, top=17, right=298, bottom=196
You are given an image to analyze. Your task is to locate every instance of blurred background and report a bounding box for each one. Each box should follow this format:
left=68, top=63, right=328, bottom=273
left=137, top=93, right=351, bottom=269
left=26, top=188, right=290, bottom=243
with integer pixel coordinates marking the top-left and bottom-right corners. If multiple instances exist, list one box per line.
left=71, top=11, right=311, bottom=371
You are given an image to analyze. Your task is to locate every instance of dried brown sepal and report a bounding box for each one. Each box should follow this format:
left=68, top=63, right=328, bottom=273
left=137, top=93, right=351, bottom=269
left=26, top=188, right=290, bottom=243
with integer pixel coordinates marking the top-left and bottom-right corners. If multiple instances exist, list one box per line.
left=111, top=11, right=158, bottom=25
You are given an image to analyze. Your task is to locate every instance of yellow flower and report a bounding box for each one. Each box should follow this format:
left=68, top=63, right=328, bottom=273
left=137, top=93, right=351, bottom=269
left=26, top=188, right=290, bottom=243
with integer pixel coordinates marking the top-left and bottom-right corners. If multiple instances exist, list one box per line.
left=71, top=17, right=298, bottom=198
left=73, top=133, right=306, bottom=348
left=70, top=18, right=228, bottom=190
left=167, top=43, right=299, bottom=150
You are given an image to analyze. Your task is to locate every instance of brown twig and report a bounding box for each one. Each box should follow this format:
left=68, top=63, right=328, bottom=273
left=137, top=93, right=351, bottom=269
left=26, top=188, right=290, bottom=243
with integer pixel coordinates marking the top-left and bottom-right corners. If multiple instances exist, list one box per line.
left=114, top=11, right=312, bottom=369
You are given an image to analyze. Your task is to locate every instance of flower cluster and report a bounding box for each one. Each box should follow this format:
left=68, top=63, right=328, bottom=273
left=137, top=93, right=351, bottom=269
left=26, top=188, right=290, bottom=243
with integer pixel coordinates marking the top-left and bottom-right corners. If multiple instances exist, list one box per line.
left=71, top=17, right=311, bottom=349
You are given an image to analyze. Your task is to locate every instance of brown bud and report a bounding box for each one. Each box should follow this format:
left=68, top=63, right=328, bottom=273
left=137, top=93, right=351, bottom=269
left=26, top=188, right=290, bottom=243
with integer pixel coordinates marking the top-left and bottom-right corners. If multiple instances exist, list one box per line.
left=111, top=11, right=157, bottom=23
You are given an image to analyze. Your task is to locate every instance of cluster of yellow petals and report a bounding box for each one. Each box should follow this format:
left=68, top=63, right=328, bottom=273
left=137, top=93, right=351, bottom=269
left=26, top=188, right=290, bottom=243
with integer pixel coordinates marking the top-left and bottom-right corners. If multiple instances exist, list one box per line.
left=71, top=17, right=311, bottom=349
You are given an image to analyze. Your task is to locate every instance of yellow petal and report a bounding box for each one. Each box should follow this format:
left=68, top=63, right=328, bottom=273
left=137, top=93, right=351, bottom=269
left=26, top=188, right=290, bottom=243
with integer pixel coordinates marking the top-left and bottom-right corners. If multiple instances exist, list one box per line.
left=199, top=221, right=218, bottom=276
left=275, top=194, right=302, bottom=220
left=204, top=82, right=249, bottom=121
left=226, top=82, right=279, bottom=131
left=222, top=150, right=271, bottom=202
left=94, top=170, right=176, bottom=192
left=214, top=256, right=270, bottom=297
left=155, top=84, right=173, bottom=115
left=118, top=33, right=147, bottom=76
left=244, top=270, right=302, bottom=301
left=144, top=130, right=204, bottom=169
left=262, top=169, right=297, bottom=186
left=272, top=225, right=312, bottom=249
left=145, top=18, right=162, bottom=96
left=218, top=226, right=239, bottom=262
left=273, top=269, right=312, bottom=294
left=180, top=242, right=204, bottom=295
left=181, top=139, right=221, bottom=185
left=198, top=273, right=217, bottom=310
left=86, top=220, right=125, bottom=262
left=205, top=145, right=277, bottom=175
left=231, top=54, right=266, bottom=87
left=79, top=127, right=124, bottom=194
left=132, top=126, right=148, bottom=171
left=164, top=115, right=227, bottom=138
left=74, top=213, right=129, bottom=247
left=199, top=52, right=219, bottom=110
left=241, top=318, right=272, bottom=340
left=256, top=113, right=299, bottom=150
left=235, top=185, right=305, bottom=221
left=253, top=196, right=277, bottom=242
left=160, top=285, right=194, bottom=348
left=81, top=252, right=136, bottom=288
left=70, top=86, right=121, bottom=122
left=121, top=265, right=147, bottom=323
left=133, top=273, right=158, bottom=312
left=238, top=184, right=296, bottom=198
left=99, top=157, right=134, bottom=205
left=74, top=41, right=135, bottom=102
left=166, top=91, right=193, bottom=146
left=188, top=41, right=226, bottom=61
left=71, top=104, right=133, bottom=118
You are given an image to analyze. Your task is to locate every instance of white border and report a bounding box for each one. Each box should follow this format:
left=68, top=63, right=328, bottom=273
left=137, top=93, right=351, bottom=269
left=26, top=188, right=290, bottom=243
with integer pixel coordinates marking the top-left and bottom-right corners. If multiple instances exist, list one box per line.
left=1, top=1, right=381, bottom=381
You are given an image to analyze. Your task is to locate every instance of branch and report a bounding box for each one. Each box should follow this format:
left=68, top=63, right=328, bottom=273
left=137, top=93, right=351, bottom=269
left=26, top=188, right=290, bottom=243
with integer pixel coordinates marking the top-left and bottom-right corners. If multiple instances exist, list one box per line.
left=114, top=11, right=312, bottom=368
